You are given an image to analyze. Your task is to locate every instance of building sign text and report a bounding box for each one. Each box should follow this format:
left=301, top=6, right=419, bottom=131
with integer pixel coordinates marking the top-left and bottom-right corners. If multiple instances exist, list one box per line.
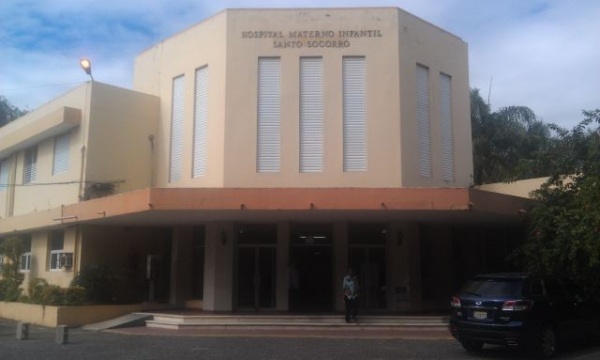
left=241, top=30, right=383, bottom=49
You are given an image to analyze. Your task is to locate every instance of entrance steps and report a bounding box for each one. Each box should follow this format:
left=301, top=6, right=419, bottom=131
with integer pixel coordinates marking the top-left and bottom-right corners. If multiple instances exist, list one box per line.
left=141, top=313, right=449, bottom=331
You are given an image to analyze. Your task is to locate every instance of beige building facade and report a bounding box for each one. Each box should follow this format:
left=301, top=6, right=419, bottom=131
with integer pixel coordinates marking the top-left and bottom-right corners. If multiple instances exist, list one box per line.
left=1, top=8, right=531, bottom=315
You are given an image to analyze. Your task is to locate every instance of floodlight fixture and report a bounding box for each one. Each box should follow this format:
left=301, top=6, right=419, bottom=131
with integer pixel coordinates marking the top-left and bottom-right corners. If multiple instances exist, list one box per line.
left=79, top=58, right=94, bottom=81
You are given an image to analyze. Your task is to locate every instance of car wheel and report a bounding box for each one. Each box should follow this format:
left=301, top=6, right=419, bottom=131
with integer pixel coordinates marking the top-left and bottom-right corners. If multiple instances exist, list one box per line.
left=461, top=339, right=484, bottom=352
left=536, top=325, right=557, bottom=358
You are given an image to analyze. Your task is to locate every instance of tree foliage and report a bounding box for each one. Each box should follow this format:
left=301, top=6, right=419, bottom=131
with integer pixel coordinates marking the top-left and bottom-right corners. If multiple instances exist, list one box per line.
left=520, top=109, right=600, bottom=296
left=471, top=89, right=556, bottom=184
left=0, top=237, right=25, bottom=301
left=0, top=95, right=28, bottom=127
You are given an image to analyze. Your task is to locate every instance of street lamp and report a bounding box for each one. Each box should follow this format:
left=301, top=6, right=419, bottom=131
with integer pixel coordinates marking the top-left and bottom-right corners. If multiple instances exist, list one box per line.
left=79, top=58, right=94, bottom=81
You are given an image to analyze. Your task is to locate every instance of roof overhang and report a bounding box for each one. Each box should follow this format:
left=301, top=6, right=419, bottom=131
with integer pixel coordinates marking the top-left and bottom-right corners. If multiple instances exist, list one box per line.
left=0, top=107, right=81, bottom=159
left=0, top=188, right=534, bottom=235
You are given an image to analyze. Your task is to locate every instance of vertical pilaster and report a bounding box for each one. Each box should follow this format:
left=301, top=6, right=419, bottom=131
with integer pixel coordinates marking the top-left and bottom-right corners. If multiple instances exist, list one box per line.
left=333, top=221, right=348, bottom=312
left=389, top=222, right=420, bottom=313
left=203, top=222, right=234, bottom=311
left=169, top=226, right=194, bottom=306
left=276, top=222, right=290, bottom=311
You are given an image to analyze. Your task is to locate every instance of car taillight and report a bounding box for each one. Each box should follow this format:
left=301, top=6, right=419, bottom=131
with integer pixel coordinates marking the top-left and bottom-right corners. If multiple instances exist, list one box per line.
left=450, top=296, right=461, bottom=308
left=502, top=300, right=533, bottom=311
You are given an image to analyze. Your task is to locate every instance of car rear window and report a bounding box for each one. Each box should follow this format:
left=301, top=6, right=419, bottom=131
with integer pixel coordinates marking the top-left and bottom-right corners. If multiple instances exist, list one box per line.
left=460, top=278, right=524, bottom=297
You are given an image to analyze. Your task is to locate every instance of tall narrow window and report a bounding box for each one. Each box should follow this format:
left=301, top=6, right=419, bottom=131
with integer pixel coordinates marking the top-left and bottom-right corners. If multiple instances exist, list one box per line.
left=0, top=158, right=9, bottom=191
left=343, top=56, right=367, bottom=172
left=20, top=235, right=31, bottom=271
left=257, top=58, right=281, bottom=172
left=53, top=132, right=70, bottom=175
left=439, top=73, right=454, bottom=182
left=416, top=64, right=432, bottom=177
left=49, top=231, right=64, bottom=270
left=23, top=146, right=37, bottom=184
left=193, top=66, right=208, bottom=178
left=169, top=75, right=185, bottom=182
left=300, top=57, right=324, bottom=173
left=0, top=241, right=3, bottom=270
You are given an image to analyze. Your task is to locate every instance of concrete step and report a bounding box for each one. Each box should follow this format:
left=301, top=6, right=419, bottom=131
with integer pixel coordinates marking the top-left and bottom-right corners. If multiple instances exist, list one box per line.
left=141, top=313, right=449, bottom=331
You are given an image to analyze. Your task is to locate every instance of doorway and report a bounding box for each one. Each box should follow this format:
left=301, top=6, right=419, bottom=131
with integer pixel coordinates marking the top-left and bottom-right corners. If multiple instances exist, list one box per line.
left=290, top=225, right=333, bottom=312
left=348, top=247, right=386, bottom=310
left=348, top=223, right=388, bottom=311
left=236, top=225, right=277, bottom=311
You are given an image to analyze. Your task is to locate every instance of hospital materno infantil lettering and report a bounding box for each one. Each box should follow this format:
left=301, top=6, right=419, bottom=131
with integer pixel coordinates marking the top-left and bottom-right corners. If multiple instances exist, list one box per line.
left=242, top=29, right=383, bottom=39
left=0, top=8, right=535, bottom=316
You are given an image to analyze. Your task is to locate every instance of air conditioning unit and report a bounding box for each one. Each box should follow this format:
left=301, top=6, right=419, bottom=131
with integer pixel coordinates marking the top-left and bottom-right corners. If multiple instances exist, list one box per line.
left=59, top=253, right=73, bottom=269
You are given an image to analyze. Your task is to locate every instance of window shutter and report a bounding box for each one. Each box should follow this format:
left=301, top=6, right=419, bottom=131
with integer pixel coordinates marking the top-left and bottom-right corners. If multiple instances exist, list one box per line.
left=53, top=132, right=70, bottom=175
left=257, top=58, right=281, bottom=172
left=193, top=66, right=208, bottom=178
left=439, top=73, right=454, bottom=182
left=169, top=75, right=185, bottom=182
left=0, top=159, right=9, bottom=191
left=23, top=147, right=37, bottom=184
left=300, top=57, right=324, bottom=173
left=416, top=64, right=432, bottom=177
left=343, top=56, right=367, bottom=172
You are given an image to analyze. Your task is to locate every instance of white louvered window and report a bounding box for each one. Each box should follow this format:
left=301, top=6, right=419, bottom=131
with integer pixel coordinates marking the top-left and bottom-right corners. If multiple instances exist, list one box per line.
left=343, top=56, right=367, bottom=172
left=416, top=64, right=432, bottom=178
left=300, top=57, right=324, bottom=173
left=0, top=159, right=9, bottom=191
left=53, top=132, right=70, bottom=175
left=193, top=66, right=208, bottom=178
left=257, top=57, right=281, bottom=173
left=23, top=147, right=37, bottom=184
left=439, top=73, right=454, bottom=182
left=169, top=75, right=185, bottom=183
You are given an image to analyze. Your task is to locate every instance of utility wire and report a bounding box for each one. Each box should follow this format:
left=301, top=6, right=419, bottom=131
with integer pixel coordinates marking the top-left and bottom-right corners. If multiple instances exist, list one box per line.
left=0, top=180, right=124, bottom=187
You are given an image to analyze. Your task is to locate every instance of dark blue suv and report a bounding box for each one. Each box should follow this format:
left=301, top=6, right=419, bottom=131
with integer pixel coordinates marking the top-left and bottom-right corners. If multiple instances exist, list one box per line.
left=449, top=273, right=600, bottom=358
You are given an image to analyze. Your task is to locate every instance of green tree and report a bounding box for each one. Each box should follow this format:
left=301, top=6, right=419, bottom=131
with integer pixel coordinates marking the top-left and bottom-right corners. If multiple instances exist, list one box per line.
left=0, top=236, right=25, bottom=301
left=521, top=109, right=600, bottom=296
left=470, top=89, right=555, bottom=184
left=0, top=95, right=28, bottom=127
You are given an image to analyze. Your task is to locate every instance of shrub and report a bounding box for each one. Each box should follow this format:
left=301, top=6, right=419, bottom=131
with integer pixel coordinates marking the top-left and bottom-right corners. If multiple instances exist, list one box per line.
left=64, top=287, right=86, bottom=306
left=41, top=284, right=63, bottom=305
left=28, top=278, right=49, bottom=304
left=71, top=265, right=121, bottom=304
left=27, top=278, right=86, bottom=306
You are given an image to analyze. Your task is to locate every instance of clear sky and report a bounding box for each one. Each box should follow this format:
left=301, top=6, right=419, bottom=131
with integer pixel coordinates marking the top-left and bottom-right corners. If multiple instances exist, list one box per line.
left=1, top=0, right=598, bottom=129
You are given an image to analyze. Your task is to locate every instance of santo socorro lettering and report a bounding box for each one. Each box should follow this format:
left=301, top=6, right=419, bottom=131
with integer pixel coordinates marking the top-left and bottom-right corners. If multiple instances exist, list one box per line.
left=241, top=29, right=382, bottom=49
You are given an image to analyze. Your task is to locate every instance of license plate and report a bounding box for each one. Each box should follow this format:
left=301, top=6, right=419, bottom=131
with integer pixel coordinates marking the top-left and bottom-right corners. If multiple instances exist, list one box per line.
left=473, top=310, right=487, bottom=319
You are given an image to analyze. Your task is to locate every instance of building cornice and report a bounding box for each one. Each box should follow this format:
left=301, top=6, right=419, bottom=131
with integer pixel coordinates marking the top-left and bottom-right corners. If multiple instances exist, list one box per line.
left=0, top=107, right=81, bottom=159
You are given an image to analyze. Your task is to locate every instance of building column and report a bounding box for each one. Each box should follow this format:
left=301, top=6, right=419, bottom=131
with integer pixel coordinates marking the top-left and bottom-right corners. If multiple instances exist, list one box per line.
left=428, top=225, right=454, bottom=309
left=203, top=222, right=234, bottom=311
left=169, top=226, right=194, bottom=306
left=389, top=222, right=420, bottom=313
left=333, top=221, right=348, bottom=312
left=405, top=222, right=423, bottom=312
left=276, top=222, right=290, bottom=311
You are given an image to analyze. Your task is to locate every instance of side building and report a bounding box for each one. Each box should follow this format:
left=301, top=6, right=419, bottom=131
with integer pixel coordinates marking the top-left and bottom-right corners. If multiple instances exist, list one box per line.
left=0, top=8, right=531, bottom=313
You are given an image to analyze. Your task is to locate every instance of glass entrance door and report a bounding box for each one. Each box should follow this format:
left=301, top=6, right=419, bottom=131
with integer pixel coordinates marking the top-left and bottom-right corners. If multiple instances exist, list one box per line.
left=349, top=247, right=387, bottom=310
left=290, top=224, right=333, bottom=312
left=236, top=225, right=277, bottom=311
left=237, top=246, right=276, bottom=309
left=348, top=223, right=388, bottom=311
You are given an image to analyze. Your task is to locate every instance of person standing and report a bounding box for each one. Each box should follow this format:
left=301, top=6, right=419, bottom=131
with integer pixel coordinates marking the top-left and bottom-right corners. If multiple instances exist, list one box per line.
left=343, top=268, right=359, bottom=323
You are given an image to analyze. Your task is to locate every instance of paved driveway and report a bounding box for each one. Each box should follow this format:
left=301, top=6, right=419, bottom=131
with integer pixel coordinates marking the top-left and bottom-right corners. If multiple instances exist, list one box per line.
left=2, top=320, right=600, bottom=360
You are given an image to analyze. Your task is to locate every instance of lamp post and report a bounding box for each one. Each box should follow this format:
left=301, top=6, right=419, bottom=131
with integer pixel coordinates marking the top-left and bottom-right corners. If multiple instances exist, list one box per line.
left=79, top=58, right=94, bottom=81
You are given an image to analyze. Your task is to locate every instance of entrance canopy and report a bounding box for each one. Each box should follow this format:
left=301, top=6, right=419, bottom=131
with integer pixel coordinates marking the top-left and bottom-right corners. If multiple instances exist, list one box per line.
left=0, top=188, right=533, bottom=234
